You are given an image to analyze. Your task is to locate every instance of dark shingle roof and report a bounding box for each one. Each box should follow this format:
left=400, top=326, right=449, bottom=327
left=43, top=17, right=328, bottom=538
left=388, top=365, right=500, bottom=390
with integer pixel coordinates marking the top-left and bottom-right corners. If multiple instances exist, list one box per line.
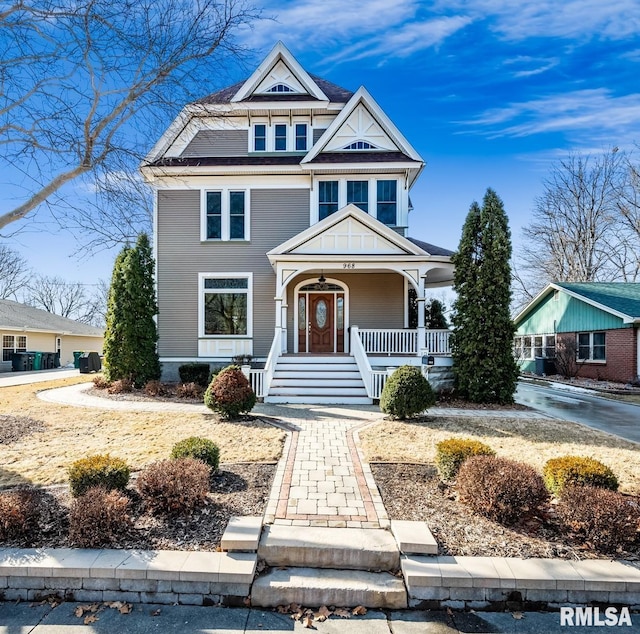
left=556, top=282, right=640, bottom=319
left=149, top=156, right=303, bottom=168
left=195, top=74, right=353, bottom=105
left=407, top=237, right=454, bottom=257
left=0, top=300, right=103, bottom=336
left=308, top=151, right=415, bottom=164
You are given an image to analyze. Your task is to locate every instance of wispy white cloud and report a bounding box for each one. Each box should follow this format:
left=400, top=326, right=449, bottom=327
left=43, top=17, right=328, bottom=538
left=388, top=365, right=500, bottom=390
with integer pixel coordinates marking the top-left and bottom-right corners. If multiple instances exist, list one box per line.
left=463, top=89, right=640, bottom=145
left=503, top=56, right=559, bottom=78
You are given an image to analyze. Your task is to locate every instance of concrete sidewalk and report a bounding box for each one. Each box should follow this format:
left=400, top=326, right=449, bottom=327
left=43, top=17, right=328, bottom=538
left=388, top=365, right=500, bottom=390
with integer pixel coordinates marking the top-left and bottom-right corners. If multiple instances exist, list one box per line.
left=0, top=367, right=80, bottom=387
left=3, top=603, right=637, bottom=633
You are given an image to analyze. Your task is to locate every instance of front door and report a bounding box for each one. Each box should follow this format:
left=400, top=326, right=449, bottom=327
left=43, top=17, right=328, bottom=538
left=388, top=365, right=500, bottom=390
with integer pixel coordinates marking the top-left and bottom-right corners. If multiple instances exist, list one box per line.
left=309, top=294, right=334, bottom=353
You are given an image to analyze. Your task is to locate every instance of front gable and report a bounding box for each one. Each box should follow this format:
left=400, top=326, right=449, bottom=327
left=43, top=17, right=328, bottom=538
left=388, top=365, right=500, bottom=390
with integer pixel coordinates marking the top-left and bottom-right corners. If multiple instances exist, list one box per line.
left=268, top=204, right=426, bottom=258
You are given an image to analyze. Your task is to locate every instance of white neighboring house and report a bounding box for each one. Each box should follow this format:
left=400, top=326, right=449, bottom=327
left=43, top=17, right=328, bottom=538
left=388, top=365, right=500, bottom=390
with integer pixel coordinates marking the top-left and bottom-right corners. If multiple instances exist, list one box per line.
left=0, top=299, right=104, bottom=371
left=141, top=42, right=454, bottom=403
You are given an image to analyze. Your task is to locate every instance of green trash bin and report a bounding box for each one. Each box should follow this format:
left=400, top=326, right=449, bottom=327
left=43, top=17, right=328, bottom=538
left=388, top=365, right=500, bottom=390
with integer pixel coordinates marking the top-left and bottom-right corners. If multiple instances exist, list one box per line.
left=33, top=352, right=43, bottom=371
left=73, top=351, right=84, bottom=369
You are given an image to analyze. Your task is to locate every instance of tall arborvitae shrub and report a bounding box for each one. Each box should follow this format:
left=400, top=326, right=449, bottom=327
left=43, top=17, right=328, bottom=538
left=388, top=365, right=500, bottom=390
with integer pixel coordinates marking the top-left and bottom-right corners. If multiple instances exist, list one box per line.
left=451, top=189, right=519, bottom=404
left=103, top=233, right=161, bottom=386
left=426, top=298, right=448, bottom=329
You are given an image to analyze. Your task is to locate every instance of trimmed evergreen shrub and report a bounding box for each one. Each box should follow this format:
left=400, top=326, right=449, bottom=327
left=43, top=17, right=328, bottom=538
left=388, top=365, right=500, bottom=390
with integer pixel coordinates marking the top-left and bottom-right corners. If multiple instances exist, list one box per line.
left=435, top=438, right=495, bottom=482
left=0, top=488, right=42, bottom=541
left=204, top=365, right=256, bottom=420
left=380, top=365, right=436, bottom=419
left=457, top=455, right=548, bottom=525
left=137, top=458, right=210, bottom=516
left=178, top=363, right=211, bottom=388
left=556, top=485, right=639, bottom=553
left=171, top=437, right=220, bottom=470
left=543, top=456, right=619, bottom=496
left=69, top=486, right=131, bottom=547
left=68, top=454, right=130, bottom=497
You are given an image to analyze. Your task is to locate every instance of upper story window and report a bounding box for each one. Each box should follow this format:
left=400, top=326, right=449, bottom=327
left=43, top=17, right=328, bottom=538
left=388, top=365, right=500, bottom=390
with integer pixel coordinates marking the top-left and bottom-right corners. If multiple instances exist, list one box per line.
left=377, top=180, right=397, bottom=225
left=347, top=180, right=368, bottom=212
left=267, top=84, right=294, bottom=93
left=295, top=124, right=307, bottom=151
left=344, top=141, right=377, bottom=150
left=319, top=181, right=339, bottom=220
left=578, top=332, right=606, bottom=361
left=274, top=124, right=287, bottom=151
left=203, top=190, right=249, bottom=241
left=254, top=124, right=266, bottom=151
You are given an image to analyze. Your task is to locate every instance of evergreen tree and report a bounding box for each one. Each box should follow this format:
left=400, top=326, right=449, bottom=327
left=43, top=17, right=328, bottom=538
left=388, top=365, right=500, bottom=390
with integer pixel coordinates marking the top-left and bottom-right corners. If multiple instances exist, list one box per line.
left=103, top=233, right=161, bottom=386
left=426, top=299, right=448, bottom=329
left=451, top=189, right=519, bottom=404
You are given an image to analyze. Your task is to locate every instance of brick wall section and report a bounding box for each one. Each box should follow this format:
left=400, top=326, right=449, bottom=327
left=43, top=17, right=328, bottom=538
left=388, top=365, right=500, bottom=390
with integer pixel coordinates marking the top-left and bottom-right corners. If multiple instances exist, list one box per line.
left=557, top=328, right=638, bottom=383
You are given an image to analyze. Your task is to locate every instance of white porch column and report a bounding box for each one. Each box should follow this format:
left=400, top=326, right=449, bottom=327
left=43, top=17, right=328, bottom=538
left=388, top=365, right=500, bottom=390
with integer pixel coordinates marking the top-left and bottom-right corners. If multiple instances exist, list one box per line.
left=417, top=272, right=426, bottom=356
left=274, top=263, right=287, bottom=353
left=281, top=301, right=288, bottom=353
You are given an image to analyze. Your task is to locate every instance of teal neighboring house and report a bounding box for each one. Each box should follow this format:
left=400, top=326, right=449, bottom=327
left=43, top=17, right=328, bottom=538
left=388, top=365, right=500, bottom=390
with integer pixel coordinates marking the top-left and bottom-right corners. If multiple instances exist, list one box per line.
left=513, top=282, right=640, bottom=384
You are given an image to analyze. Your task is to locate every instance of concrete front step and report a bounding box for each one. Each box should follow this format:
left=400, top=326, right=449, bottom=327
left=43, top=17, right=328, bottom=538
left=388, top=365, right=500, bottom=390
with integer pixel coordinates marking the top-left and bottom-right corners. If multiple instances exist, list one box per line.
left=264, top=395, right=373, bottom=404
left=279, top=355, right=354, bottom=364
left=258, top=525, right=400, bottom=571
left=251, top=567, right=407, bottom=609
left=272, top=372, right=363, bottom=381
left=274, top=364, right=360, bottom=373
left=268, top=386, right=368, bottom=396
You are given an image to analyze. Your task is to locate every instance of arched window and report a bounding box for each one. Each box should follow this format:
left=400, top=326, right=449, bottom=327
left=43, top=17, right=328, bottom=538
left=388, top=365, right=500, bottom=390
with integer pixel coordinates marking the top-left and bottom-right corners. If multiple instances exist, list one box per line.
left=266, top=84, right=294, bottom=93
left=343, top=140, right=376, bottom=150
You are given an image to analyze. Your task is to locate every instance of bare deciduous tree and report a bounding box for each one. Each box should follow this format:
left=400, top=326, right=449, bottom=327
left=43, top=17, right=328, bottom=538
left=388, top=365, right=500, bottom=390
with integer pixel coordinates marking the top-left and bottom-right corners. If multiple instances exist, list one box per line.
left=0, top=244, right=30, bottom=299
left=0, top=0, right=258, bottom=241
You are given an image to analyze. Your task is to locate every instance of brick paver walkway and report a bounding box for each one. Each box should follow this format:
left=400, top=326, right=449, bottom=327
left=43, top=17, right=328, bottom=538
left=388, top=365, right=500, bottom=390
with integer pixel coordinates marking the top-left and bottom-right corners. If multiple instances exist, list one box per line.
left=261, top=408, right=389, bottom=529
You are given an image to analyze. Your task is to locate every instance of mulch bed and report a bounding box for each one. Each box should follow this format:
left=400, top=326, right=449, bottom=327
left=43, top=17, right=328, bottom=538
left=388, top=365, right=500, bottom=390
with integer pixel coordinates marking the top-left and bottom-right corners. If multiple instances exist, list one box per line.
left=2, top=463, right=275, bottom=551
left=371, top=463, right=639, bottom=561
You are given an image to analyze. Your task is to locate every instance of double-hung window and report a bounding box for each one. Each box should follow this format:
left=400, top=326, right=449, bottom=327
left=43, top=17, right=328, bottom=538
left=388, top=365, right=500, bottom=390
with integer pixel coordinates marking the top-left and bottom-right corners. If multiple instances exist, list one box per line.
left=295, top=124, right=307, bottom=151
left=318, top=181, right=339, bottom=220
left=201, top=275, right=252, bottom=337
left=2, top=335, right=27, bottom=362
left=254, top=124, right=266, bottom=151
left=377, top=180, right=397, bottom=225
left=204, top=190, right=248, bottom=241
left=274, top=124, right=287, bottom=151
left=577, top=332, right=606, bottom=361
left=347, top=180, right=368, bottom=212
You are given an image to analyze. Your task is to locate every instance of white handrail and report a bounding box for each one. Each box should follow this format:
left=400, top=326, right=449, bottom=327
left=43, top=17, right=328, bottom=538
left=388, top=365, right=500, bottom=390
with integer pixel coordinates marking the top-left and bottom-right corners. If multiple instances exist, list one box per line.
left=262, top=329, right=282, bottom=397
left=357, top=328, right=418, bottom=354
left=350, top=325, right=374, bottom=398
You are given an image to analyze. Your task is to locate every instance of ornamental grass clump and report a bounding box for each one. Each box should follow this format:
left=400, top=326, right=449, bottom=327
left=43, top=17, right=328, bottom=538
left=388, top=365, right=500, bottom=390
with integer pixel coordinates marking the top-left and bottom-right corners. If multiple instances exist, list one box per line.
left=171, top=436, right=220, bottom=471
left=556, top=485, right=639, bottom=554
left=435, top=438, right=495, bottom=482
left=204, top=365, right=256, bottom=420
left=380, top=365, right=436, bottom=419
left=543, top=456, right=619, bottom=496
left=456, top=455, right=548, bottom=526
left=137, top=458, right=210, bottom=516
left=68, top=454, right=130, bottom=497
left=68, top=486, right=132, bottom=547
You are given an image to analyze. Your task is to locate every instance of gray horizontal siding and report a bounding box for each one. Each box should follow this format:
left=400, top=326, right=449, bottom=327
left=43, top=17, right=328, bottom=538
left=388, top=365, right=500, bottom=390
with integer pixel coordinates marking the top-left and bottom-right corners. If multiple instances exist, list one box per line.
left=156, top=188, right=310, bottom=358
left=313, top=129, right=326, bottom=144
left=181, top=130, right=248, bottom=157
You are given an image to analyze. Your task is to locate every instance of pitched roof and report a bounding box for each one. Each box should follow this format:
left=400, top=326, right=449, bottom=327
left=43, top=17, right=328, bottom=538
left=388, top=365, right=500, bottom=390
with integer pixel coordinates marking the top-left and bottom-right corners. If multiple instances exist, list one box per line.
left=0, top=300, right=104, bottom=336
left=556, top=282, right=640, bottom=320
left=407, top=237, right=455, bottom=257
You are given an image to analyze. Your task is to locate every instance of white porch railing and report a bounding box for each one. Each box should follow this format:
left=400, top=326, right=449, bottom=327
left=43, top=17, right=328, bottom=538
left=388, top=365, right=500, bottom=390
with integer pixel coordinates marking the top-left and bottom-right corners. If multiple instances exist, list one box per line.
left=425, top=329, right=452, bottom=355
left=370, top=370, right=388, bottom=399
left=358, top=328, right=418, bottom=354
left=357, top=328, right=452, bottom=356
left=261, top=329, right=282, bottom=398
left=248, top=369, right=265, bottom=398
left=350, top=325, right=375, bottom=398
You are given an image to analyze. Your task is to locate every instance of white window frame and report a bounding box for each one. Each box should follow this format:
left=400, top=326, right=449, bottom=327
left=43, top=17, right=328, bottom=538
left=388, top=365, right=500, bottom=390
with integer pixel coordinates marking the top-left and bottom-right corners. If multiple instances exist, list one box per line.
left=2, top=334, right=27, bottom=362
left=249, top=119, right=311, bottom=153
left=198, top=273, right=253, bottom=339
left=311, top=176, right=403, bottom=225
left=577, top=331, right=606, bottom=363
left=201, top=189, right=250, bottom=242
left=513, top=333, right=555, bottom=360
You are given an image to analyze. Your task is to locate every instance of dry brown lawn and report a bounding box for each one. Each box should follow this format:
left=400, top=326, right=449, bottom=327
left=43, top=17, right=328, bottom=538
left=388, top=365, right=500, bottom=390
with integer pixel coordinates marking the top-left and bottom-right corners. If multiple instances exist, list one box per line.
left=360, top=414, right=640, bottom=494
left=0, top=376, right=285, bottom=487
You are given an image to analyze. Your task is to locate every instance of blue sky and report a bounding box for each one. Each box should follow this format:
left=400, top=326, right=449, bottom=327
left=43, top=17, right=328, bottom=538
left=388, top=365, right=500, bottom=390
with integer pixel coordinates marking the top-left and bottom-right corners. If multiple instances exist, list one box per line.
left=6, top=0, right=640, bottom=287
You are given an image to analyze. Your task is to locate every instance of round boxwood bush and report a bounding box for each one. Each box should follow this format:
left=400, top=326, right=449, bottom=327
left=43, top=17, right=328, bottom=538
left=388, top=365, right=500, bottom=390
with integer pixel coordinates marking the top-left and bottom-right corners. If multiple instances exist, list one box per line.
left=543, top=456, right=618, bottom=496
left=204, top=365, right=256, bottom=420
left=380, top=365, right=436, bottom=419
left=68, top=454, right=130, bottom=498
left=171, top=436, right=220, bottom=471
left=456, top=455, right=548, bottom=526
left=435, top=438, right=495, bottom=482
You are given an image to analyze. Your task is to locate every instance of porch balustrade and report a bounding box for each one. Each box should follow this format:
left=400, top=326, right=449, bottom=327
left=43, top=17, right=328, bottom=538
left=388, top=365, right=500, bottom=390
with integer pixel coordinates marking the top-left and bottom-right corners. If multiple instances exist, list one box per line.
left=357, top=328, right=452, bottom=356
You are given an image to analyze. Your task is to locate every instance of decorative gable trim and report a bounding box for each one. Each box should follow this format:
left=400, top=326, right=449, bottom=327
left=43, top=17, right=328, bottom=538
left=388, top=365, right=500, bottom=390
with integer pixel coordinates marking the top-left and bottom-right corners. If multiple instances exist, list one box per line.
left=231, top=42, right=328, bottom=103
left=302, top=87, right=423, bottom=164
left=267, top=204, right=427, bottom=258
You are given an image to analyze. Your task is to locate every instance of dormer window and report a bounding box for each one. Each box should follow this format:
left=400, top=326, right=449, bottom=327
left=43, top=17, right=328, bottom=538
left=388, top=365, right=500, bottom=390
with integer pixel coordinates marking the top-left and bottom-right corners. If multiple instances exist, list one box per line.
left=343, top=141, right=377, bottom=150
left=267, top=84, right=294, bottom=93
left=275, top=124, right=287, bottom=151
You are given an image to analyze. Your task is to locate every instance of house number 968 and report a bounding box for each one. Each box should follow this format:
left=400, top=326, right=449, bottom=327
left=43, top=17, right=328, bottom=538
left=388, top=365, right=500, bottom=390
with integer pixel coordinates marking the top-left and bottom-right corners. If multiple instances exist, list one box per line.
left=343, top=263, right=356, bottom=269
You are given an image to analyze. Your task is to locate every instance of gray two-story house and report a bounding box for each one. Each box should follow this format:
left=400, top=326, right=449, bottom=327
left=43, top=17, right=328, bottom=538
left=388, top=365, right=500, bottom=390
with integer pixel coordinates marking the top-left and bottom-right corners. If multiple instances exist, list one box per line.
left=141, top=42, right=454, bottom=403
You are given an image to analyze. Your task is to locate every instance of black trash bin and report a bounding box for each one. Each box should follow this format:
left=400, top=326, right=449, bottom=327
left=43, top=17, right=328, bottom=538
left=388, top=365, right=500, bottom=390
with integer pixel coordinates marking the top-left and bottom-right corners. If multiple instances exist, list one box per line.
left=11, top=352, right=28, bottom=372
left=79, top=351, right=102, bottom=374
left=543, top=358, right=556, bottom=375
left=534, top=357, right=545, bottom=375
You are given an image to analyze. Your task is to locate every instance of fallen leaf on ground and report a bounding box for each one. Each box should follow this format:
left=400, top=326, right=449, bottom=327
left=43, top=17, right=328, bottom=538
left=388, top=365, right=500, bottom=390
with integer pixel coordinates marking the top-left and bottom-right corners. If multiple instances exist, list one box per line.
left=512, top=612, right=524, bottom=620
left=334, top=608, right=351, bottom=618
left=84, top=615, right=99, bottom=625
left=314, top=606, right=331, bottom=622
left=303, top=615, right=314, bottom=629
left=353, top=606, right=367, bottom=616
left=151, top=608, right=161, bottom=616
left=118, top=603, right=132, bottom=614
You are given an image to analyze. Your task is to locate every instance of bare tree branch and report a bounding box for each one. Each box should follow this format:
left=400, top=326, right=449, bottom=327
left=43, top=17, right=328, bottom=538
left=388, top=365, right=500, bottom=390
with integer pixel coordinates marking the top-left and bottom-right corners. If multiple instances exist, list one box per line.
left=0, top=243, right=30, bottom=299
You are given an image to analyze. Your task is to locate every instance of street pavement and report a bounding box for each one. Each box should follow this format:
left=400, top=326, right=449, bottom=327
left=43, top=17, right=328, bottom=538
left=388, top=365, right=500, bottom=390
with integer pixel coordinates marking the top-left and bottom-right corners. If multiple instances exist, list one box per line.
left=0, top=367, right=80, bottom=388
left=516, top=380, right=640, bottom=444
left=2, top=602, right=638, bottom=633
